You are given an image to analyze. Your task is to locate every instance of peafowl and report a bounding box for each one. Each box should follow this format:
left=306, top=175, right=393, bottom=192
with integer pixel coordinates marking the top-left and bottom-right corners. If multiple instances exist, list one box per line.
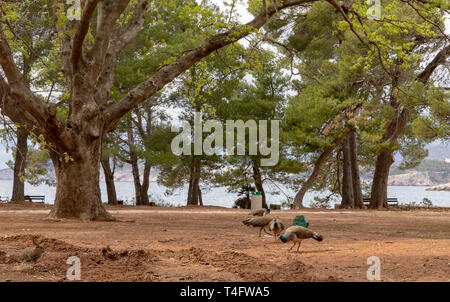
left=280, top=226, right=323, bottom=252
left=249, top=208, right=270, bottom=216
left=242, top=216, right=274, bottom=237
left=269, top=218, right=286, bottom=241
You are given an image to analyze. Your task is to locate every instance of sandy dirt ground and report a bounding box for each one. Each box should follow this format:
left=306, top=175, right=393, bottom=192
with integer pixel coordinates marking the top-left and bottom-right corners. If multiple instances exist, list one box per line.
left=0, top=203, right=449, bottom=282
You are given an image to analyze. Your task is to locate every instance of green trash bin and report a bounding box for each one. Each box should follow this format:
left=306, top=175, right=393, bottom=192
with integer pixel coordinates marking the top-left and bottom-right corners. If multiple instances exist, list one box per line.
left=292, top=215, right=309, bottom=228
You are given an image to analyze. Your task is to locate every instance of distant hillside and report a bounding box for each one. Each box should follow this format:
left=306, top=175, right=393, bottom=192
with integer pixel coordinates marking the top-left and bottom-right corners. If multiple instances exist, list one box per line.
left=388, top=171, right=448, bottom=186
left=390, top=160, right=450, bottom=176
left=425, top=143, right=450, bottom=161
left=387, top=160, right=450, bottom=186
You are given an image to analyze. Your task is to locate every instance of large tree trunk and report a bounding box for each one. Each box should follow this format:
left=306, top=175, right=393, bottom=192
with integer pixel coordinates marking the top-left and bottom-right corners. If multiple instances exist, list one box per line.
left=340, top=135, right=354, bottom=209
left=48, top=141, right=113, bottom=221
left=369, top=151, right=394, bottom=209
left=369, top=106, right=409, bottom=209
left=349, top=129, right=364, bottom=208
left=101, top=156, right=118, bottom=205
left=252, top=160, right=267, bottom=209
left=10, top=130, right=28, bottom=203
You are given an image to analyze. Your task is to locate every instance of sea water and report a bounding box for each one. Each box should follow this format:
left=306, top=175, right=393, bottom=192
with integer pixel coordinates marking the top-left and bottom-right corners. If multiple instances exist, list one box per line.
left=0, top=180, right=448, bottom=208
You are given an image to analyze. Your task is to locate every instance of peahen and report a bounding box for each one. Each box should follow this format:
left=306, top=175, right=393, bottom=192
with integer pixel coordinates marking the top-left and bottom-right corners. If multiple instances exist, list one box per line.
left=242, top=216, right=274, bottom=237
left=249, top=208, right=270, bottom=216
left=280, top=226, right=323, bottom=252
left=269, top=217, right=286, bottom=241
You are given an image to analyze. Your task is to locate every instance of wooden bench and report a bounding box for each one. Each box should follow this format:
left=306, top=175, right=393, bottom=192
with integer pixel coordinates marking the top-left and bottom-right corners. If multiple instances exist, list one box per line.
left=24, top=195, right=45, bottom=203
left=335, top=198, right=399, bottom=208
left=363, top=198, right=398, bottom=206
left=269, top=204, right=281, bottom=210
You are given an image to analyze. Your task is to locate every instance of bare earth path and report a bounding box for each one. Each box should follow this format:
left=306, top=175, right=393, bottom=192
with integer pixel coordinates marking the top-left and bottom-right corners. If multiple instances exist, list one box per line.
left=0, top=204, right=448, bottom=282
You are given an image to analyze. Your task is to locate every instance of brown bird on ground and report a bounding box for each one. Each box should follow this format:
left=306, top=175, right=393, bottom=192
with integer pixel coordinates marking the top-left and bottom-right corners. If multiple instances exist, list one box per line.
left=249, top=208, right=270, bottom=216
left=280, top=226, right=323, bottom=252
left=21, top=237, right=44, bottom=263
left=269, top=217, right=286, bottom=241
left=242, top=216, right=274, bottom=237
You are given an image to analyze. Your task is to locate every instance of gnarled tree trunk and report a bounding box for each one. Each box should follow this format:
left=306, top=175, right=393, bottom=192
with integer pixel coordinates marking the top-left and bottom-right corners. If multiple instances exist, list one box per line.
left=49, top=139, right=113, bottom=221
left=10, top=130, right=28, bottom=203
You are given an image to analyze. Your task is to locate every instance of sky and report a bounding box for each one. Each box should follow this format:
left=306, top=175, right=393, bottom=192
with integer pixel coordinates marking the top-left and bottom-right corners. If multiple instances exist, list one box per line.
left=0, top=2, right=448, bottom=169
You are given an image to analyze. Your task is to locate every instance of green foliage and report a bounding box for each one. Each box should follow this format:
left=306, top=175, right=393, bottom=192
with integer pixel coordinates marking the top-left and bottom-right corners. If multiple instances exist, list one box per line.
left=6, top=146, right=54, bottom=187
left=421, top=198, right=433, bottom=207
left=309, top=196, right=332, bottom=209
left=232, top=184, right=255, bottom=208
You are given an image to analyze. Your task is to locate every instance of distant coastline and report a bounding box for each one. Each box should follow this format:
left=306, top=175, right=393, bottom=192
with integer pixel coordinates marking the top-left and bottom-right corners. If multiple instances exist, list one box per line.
left=426, top=183, right=450, bottom=192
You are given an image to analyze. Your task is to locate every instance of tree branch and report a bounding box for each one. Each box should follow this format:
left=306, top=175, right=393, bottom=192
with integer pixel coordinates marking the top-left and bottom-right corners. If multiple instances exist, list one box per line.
left=52, top=0, right=74, bottom=88
left=95, top=0, right=148, bottom=105
left=0, top=76, right=39, bottom=133
left=416, top=44, right=450, bottom=84
left=86, top=0, right=131, bottom=81
left=0, top=24, right=50, bottom=128
left=0, top=24, right=71, bottom=153
left=71, top=0, right=101, bottom=72
left=104, top=0, right=315, bottom=130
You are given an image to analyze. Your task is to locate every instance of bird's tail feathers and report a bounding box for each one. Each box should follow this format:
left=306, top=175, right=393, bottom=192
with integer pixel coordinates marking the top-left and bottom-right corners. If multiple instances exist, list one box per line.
left=242, top=219, right=251, bottom=226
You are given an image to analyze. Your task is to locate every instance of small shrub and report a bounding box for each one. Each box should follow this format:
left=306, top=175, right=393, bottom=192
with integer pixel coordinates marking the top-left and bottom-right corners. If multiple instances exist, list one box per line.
left=310, top=196, right=331, bottom=209
left=420, top=198, right=433, bottom=207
